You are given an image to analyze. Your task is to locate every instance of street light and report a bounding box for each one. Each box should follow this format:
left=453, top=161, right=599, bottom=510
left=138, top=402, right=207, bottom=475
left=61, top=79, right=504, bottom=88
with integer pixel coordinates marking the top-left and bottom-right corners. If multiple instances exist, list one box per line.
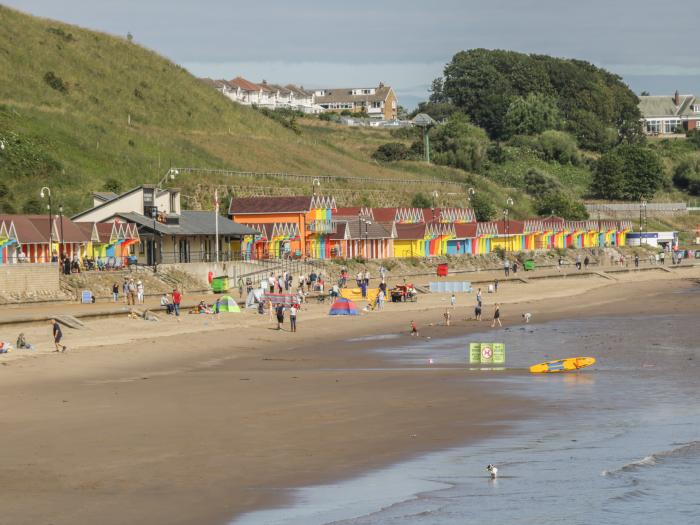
left=40, top=187, right=53, bottom=262
left=151, top=207, right=158, bottom=269
left=431, top=190, right=439, bottom=222
left=505, top=197, right=514, bottom=254
left=58, top=204, right=64, bottom=259
left=641, top=200, right=647, bottom=246
left=157, top=168, right=178, bottom=189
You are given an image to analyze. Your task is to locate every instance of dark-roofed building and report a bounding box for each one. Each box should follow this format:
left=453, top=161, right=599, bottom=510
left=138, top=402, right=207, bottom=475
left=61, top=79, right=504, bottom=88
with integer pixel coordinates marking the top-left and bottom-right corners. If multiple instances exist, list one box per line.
left=331, top=214, right=394, bottom=259
left=73, top=185, right=256, bottom=265
left=314, top=83, right=398, bottom=120
left=639, top=91, right=700, bottom=134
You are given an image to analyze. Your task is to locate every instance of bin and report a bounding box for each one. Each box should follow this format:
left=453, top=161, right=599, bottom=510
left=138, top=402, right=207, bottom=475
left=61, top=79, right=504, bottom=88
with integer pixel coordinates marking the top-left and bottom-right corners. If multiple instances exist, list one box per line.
left=523, top=259, right=536, bottom=271
left=436, top=263, right=448, bottom=277
left=211, top=276, right=229, bottom=293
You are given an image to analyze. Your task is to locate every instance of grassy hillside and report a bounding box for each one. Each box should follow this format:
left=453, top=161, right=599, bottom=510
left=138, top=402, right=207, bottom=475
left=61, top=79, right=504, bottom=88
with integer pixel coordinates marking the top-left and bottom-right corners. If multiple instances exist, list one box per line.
left=0, top=5, right=502, bottom=215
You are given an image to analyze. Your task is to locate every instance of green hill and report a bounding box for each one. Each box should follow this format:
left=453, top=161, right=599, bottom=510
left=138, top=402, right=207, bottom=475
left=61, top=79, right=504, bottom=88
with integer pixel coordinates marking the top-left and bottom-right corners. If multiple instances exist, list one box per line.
left=0, top=5, right=503, bottom=216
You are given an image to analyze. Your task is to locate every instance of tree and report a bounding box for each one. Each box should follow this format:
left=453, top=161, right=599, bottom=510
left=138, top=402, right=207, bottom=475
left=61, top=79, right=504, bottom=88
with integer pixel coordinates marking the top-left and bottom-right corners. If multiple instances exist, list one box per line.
left=469, top=192, right=495, bottom=221
left=411, top=192, right=432, bottom=208
left=504, top=93, right=562, bottom=137
left=535, top=192, right=588, bottom=220
left=640, top=91, right=650, bottom=96
left=428, top=78, right=447, bottom=103
left=373, top=142, right=410, bottom=162
left=687, top=129, right=700, bottom=149
left=591, top=144, right=665, bottom=200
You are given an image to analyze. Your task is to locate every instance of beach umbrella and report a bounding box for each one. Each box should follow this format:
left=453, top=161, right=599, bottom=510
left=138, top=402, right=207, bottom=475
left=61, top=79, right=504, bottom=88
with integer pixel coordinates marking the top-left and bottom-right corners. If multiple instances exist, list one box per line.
left=218, top=295, right=241, bottom=313
left=329, top=297, right=359, bottom=316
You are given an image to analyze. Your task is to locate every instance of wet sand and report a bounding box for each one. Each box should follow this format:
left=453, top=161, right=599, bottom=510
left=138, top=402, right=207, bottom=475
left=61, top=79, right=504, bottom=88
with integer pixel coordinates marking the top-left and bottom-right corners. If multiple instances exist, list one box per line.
left=0, top=267, right=698, bottom=525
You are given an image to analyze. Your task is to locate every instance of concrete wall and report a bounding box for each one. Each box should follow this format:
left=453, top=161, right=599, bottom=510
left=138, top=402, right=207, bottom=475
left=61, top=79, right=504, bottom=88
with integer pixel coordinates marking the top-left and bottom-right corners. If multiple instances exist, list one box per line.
left=0, top=263, right=59, bottom=296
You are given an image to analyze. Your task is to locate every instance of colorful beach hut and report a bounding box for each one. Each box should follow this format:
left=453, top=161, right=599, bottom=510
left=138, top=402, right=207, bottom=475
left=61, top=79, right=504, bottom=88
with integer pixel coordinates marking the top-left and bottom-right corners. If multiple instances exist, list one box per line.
left=329, top=297, right=359, bottom=316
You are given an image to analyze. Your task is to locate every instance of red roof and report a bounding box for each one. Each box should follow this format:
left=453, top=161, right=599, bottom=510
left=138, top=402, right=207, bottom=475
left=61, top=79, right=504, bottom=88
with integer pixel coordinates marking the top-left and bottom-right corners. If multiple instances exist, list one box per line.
left=371, top=208, right=399, bottom=222
left=229, top=196, right=313, bottom=215
left=228, top=76, right=263, bottom=92
left=492, top=219, right=525, bottom=235
left=0, top=215, right=50, bottom=243
left=395, top=223, right=426, bottom=240
left=453, top=223, right=478, bottom=238
left=335, top=207, right=364, bottom=216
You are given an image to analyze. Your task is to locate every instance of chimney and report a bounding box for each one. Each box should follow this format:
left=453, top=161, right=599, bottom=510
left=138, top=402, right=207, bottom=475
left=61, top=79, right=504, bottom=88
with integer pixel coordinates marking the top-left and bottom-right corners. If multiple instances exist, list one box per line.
left=379, top=81, right=385, bottom=88
left=262, top=79, right=267, bottom=85
left=674, top=90, right=680, bottom=106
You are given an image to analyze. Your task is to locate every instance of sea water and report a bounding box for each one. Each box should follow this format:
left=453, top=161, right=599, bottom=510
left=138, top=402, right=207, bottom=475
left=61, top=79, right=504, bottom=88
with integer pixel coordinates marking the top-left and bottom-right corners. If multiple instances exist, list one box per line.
left=233, top=315, right=700, bottom=525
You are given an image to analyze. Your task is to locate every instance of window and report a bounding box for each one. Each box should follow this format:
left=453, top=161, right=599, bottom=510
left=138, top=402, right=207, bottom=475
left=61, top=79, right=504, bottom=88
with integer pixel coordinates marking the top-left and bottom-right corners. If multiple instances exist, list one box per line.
left=663, top=120, right=681, bottom=133
left=645, top=120, right=661, bottom=134
left=371, top=101, right=382, bottom=108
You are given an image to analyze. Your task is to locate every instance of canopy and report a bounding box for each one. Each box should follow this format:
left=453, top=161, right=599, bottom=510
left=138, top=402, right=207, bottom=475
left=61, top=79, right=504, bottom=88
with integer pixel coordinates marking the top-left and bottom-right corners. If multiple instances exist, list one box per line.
left=245, top=287, right=265, bottom=308
left=329, top=297, right=359, bottom=316
left=218, top=295, right=241, bottom=313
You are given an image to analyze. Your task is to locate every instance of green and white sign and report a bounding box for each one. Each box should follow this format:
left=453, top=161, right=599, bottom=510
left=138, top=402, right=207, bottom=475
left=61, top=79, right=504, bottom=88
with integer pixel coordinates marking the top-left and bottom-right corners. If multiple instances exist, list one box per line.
left=469, top=342, right=506, bottom=364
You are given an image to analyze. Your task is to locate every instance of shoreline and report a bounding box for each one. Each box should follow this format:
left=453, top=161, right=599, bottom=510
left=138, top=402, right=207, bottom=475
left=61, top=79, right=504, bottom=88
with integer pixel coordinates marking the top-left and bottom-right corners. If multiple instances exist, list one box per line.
left=0, top=268, right=698, bottom=525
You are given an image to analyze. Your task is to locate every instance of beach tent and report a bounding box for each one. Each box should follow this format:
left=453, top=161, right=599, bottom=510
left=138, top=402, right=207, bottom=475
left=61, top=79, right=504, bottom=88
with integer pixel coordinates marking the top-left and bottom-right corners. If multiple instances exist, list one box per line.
left=245, top=287, right=265, bottom=309
left=218, top=295, right=241, bottom=313
left=329, top=297, right=359, bottom=316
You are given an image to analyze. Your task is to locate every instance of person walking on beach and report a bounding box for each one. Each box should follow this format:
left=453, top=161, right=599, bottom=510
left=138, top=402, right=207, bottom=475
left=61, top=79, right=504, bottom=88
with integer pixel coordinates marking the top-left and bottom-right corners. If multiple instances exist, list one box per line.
left=410, top=320, right=419, bottom=337
left=377, top=289, right=385, bottom=310
left=512, top=261, right=518, bottom=274
left=659, top=251, right=665, bottom=265
left=476, top=288, right=482, bottom=307
left=474, top=302, right=482, bottom=321
left=136, top=280, right=144, bottom=304
left=122, top=279, right=129, bottom=304
left=494, top=279, right=499, bottom=293
left=584, top=256, right=590, bottom=270
left=289, top=303, right=297, bottom=332
left=634, top=253, right=640, bottom=268
left=112, top=282, right=119, bottom=303
left=576, top=254, right=582, bottom=270
left=172, top=288, right=182, bottom=321
left=450, top=293, right=456, bottom=309
left=443, top=308, right=451, bottom=326
left=50, top=319, right=67, bottom=352
left=364, top=268, right=370, bottom=286
left=503, top=259, right=510, bottom=277
left=275, top=304, right=285, bottom=330
left=491, top=303, right=502, bottom=328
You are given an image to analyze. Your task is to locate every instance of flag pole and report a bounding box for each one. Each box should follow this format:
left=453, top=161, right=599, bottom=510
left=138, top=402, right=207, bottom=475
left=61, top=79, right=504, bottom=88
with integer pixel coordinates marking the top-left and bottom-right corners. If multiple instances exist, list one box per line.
left=214, top=188, right=220, bottom=263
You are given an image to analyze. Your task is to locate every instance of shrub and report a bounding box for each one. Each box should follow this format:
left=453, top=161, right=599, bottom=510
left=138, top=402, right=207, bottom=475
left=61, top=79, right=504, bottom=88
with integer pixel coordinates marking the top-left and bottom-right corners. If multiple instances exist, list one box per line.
left=672, top=157, right=700, bottom=195
left=470, top=192, right=496, bottom=221
left=418, top=113, right=489, bottom=172
left=524, top=167, right=561, bottom=197
left=47, top=27, right=75, bottom=42
left=411, top=192, right=432, bottom=208
left=487, top=142, right=507, bottom=164
left=319, top=112, right=338, bottom=122
left=591, top=144, right=665, bottom=200
left=23, top=197, right=43, bottom=214
left=373, top=142, right=410, bottom=162
left=43, top=71, right=69, bottom=93
left=687, top=129, right=700, bottom=149
left=536, top=130, right=580, bottom=164
left=534, top=192, right=588, bottom=220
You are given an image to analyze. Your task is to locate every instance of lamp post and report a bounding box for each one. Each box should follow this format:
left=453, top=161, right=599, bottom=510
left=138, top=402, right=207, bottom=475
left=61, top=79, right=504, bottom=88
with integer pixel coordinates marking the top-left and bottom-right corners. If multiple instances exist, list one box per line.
left=40, top=187, right=53, bottom=262
left=151, top=207, right=158, bottom=270
left=58, top=204, right=64, bottom=259
left=641, top=200, right=647, bottom=246
left=505, top=196, right=514, bottom=255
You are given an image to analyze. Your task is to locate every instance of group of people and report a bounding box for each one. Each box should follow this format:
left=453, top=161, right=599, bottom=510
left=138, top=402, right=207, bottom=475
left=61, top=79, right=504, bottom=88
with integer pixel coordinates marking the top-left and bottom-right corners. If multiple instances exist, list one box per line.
left=272, top=302, right=299, bottom=332
left=159, top=288, right=182, bottom=318
left=113, top=278, right=145, bottom=305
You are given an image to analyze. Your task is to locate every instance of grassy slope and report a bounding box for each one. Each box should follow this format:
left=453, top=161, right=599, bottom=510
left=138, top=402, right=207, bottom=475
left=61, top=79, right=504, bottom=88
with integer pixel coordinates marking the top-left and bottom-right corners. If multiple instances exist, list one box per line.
left=0, top=5, right=495, bottom=214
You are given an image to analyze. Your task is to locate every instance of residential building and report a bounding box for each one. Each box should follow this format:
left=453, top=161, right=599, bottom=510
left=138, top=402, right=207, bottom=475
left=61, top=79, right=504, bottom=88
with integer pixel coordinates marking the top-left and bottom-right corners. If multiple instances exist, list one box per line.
left=314, top=83, right=398, bottom=120
left=201, top=77, right=322, bottom=114
left=639, top=91, right=700, bottom=135
left=73, top=185, right=256, bottom=264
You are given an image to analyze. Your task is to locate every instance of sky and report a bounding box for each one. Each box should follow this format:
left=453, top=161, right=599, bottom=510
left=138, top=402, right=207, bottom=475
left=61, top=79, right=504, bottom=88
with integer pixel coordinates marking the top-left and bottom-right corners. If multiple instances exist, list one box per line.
left=4, top=0, right=700, bottom=109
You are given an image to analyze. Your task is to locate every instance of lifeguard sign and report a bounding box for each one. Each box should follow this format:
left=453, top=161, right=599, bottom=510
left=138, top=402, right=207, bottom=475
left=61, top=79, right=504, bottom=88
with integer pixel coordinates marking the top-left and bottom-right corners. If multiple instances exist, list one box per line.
left=469, top=342, right=506, bottom=364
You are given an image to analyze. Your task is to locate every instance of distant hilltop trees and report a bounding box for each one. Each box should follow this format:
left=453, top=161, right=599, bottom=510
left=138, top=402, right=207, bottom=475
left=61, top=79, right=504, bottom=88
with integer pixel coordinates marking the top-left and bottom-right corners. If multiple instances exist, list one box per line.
left=420, top=49, right=643, bottom=151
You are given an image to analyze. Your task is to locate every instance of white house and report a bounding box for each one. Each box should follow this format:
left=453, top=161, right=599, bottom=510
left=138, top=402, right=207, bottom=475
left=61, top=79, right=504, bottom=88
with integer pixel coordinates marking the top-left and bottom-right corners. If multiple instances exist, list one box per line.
left=639, top=91, right=700, bottom=135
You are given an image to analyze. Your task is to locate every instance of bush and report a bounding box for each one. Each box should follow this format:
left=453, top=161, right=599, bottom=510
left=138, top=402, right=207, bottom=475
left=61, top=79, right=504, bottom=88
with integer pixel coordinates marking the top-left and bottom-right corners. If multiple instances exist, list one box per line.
left=411, top=192, right=432, bottom=208
left=504, top=93, right=562, bottom=137
left=43, top=71, right=69, bottom=93
left=524, top=167, right=562, bottom=197
left=487, top=142, right=507, bottom=164
left=417, top=113, right=489, bottom=172
left=372, top=142, right=410, bottom=162
left=687, top=129, right=700, bottom=149
left=319, top=112, right=339, bottom=122
left=672, top=157, right=700, bottom=195
left=534, top=192, right=588, bottom=220
left=23, top=197, right=43, bottom=214
left=536, top=130, right=580, bottom=164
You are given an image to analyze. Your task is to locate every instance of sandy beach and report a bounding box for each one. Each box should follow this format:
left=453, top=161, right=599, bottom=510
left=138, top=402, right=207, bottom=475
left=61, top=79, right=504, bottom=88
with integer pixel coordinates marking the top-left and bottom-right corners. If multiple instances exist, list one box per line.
left=1, top=266, right=699, bottom=525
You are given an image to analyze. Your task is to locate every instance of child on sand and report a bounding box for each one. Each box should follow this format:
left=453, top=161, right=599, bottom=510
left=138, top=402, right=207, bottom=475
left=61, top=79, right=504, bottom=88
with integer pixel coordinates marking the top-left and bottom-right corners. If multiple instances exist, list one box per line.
left=450, top=293, right=456, bottom=308
left=410, top=320, right=419, bottom=336
left=522, top=312, right=532, bottom=323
